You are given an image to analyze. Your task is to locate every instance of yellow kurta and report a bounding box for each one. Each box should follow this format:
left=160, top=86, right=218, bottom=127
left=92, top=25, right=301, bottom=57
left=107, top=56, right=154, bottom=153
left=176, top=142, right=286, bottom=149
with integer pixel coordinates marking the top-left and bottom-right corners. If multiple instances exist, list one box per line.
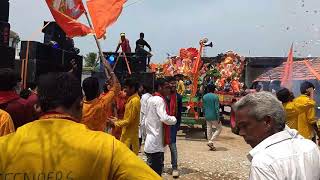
left=0, top=109, right=14, bottom=136
left=283, top=102, right=299, bottom=130
left=0, top=118, right=160, bottom=180
left=294, top=95, right=316, bottom=139
left=82, top=83, right=120, bottom=131
left=177, top=80, right=185, bottom=95
left=115, top=93, right=141, bottom=155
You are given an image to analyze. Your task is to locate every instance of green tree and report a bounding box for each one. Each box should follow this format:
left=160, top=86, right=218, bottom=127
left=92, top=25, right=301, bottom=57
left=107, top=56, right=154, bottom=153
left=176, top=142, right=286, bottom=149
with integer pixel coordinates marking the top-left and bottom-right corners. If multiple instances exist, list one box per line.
left=84, top=52, right=97, bottom=67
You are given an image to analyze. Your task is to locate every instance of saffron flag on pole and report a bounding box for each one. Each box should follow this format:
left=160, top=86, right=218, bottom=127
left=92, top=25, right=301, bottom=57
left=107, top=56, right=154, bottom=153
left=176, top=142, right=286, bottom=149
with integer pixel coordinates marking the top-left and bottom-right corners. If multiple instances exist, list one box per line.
left=280, top=43, right=294, bottom=89
left=45, top=0, right=93, bottom=37
left=86, top=0, right=127, bottom=39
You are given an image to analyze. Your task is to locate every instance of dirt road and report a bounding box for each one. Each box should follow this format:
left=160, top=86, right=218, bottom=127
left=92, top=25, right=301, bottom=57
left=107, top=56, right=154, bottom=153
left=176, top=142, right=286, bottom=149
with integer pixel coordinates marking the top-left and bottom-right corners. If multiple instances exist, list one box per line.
left=161, top=126, right=251, bottom=180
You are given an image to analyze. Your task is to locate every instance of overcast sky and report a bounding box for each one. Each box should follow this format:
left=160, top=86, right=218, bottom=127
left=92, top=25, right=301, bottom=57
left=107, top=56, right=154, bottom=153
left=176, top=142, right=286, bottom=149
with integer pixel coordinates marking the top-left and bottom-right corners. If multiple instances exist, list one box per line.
left=9, top=0, right=320, bottom=62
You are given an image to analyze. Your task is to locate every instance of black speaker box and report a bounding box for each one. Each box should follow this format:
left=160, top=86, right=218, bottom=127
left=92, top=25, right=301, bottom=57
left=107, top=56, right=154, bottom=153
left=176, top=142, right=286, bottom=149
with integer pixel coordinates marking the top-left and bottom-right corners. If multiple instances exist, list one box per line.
left=20, top=41, right=51, bottom=60
left=0, top=21, right=10, bottom=47
left=0, top=1, right=9, bottom=22
left=131, top=72, right=156, bottom=91
left=15, top=56, right=83, bottom=84
left=0, top=45, right=15, bottom=68
left=131, top=55, right=147, bottom=73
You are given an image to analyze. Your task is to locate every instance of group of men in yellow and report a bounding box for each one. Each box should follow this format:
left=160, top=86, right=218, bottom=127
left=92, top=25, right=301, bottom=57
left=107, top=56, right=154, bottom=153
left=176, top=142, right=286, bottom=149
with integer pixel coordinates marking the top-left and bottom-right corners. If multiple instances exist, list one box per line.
left=276, top=81, right=319, bottom=143
left=0, top=59, right=161, bottom=179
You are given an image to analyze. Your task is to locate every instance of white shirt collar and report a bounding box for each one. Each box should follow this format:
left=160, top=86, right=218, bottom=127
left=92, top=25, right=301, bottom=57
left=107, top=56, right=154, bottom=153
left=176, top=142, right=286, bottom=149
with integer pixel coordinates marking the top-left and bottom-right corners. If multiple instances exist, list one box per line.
left=247, top=126, right=300, bottom=161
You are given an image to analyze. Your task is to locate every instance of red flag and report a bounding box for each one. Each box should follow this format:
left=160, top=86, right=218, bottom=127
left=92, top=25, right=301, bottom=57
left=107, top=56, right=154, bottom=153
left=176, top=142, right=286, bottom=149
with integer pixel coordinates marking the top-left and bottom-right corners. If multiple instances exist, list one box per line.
left=87, top=0, right=127, bottom=39
left=281, top=43, right=294, bottom=89
left=45, top=0, right=92, bottom=37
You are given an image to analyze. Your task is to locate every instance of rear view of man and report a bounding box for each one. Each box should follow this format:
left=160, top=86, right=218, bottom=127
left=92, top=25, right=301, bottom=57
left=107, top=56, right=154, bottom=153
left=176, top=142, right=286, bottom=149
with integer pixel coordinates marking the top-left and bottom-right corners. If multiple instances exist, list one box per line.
left=0, top=109, right=14, bottom=136
left=0, top=68, right=33, bottom=129
left=0, top=72, right=161, bottom=180
left=135, top=32, right=152, bottom=65
left=234, top=92, right=320, bottom=180
left=82, top=59, right=120, bottom=132
left=203, top=84, right=222, bottom=151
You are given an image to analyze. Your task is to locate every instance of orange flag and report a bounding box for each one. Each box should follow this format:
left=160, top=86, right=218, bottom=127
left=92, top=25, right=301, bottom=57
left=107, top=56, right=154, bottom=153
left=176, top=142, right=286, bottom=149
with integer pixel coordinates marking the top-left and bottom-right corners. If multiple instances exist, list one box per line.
left=87, top=0, right=127, bottom=39
left=281, top=43, right=294, bottom=89
left=45, top=0, right=92, bottom=37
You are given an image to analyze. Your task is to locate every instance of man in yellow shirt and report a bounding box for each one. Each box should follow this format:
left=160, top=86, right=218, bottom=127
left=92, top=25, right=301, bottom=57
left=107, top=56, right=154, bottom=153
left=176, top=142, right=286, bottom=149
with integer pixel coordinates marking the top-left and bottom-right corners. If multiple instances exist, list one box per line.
left=276, top=88, right=299, bottom=130
left=294, top=81, right=317, bottom=141
left=82, top=59, right=120, bottom=132
left=109, top=78, right=141, bottom=155
left=0, top=109, right=14, bottom=136
left=0, top=72, right=160, bottom=180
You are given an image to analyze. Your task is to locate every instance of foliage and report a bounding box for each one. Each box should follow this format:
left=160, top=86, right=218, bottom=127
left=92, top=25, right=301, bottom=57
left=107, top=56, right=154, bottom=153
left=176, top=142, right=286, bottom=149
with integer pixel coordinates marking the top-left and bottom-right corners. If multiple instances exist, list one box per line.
left=84, top=52, right=97, bottom=67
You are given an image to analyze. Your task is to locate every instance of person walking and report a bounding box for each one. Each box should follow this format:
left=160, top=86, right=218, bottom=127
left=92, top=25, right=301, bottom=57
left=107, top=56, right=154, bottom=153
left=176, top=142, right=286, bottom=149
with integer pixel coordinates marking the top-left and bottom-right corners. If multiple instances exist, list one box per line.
left=203, top=84, right=222, bottom=151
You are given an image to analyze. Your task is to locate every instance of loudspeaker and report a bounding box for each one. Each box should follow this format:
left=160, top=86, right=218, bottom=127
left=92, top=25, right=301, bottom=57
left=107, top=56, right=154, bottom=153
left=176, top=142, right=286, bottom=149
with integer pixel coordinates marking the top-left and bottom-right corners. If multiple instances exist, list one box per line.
left=131, top=72, right=156, bottom=91
left=0, top=1, right=9, bottom=22
left=20, top=41, right=51, bottom=60
left=15, top=56, right=83, bottom=84
left=0, top=21, right=10, bottom=47
left=131, top=55, right=147, bottom=73
left=0, top=45, right=15, bottom=68
left=42, top=21, right=66, bottom=47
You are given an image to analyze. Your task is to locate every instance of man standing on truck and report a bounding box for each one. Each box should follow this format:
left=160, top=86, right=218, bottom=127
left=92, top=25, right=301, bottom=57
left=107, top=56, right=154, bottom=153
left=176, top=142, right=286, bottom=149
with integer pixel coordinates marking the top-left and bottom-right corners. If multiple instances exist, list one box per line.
left=203, top=84, right=222, bottom=151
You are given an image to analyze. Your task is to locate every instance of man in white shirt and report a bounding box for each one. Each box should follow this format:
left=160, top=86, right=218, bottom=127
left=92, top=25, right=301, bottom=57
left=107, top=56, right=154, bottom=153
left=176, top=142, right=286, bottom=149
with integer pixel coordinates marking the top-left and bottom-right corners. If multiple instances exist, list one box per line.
left=144, top=78, right=177, bottom=176
left=139, top=85, right=152, bottom=148
left=233, top=91, right=320, bottom=180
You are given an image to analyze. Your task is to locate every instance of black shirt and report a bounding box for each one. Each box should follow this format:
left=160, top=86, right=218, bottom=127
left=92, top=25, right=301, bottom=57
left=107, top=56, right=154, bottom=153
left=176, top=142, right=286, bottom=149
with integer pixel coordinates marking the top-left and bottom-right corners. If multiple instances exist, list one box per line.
left=135, top=39, right=151, bottom=51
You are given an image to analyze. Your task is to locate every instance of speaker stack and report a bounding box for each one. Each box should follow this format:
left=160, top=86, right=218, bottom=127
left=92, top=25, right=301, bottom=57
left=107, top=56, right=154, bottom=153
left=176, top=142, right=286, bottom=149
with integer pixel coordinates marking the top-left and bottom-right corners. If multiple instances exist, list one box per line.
left=0, top=0, right=15, bottom=69
left=94, top=52, right=151, bottom=91
left=19, top=41, right=83, bottom=83
left=18, top=21, right=83, bottom=83
left=102, top=52, right=148, bottom=83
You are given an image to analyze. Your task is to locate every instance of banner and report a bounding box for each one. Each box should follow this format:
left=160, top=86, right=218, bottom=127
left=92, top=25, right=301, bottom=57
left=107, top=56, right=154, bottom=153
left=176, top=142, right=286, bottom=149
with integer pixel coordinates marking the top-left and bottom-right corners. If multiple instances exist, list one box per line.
left=87, top=0, right=127, bottom=39
left=45, top=0, right=92, bottom=37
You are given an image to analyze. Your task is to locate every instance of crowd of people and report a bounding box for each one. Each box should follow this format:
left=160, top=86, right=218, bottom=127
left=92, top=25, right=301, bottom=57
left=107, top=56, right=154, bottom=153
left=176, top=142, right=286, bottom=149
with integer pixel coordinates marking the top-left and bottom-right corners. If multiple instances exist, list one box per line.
left=200, top=78, right=320, bottom=179
left=0, top=55, right=183, bottom=178
left=0, top=50, right=320, bottom=179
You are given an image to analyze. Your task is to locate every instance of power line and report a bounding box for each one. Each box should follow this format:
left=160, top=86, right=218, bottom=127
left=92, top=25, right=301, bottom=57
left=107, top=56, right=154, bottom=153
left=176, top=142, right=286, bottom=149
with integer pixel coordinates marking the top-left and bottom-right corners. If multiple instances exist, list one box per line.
left=124, top=0, right=146, bottom=8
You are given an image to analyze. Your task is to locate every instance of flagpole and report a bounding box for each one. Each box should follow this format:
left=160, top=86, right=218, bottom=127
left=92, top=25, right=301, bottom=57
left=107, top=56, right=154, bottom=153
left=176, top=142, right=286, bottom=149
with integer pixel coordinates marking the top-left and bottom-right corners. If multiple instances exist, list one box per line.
left=83, top=11, right=111, bottom=78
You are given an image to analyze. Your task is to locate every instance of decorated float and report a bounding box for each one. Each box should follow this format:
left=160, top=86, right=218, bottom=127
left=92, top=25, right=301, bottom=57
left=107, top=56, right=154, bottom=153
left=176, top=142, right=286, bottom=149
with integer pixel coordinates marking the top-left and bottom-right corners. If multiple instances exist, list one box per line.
left=150, top=43, right=247, bottom=136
